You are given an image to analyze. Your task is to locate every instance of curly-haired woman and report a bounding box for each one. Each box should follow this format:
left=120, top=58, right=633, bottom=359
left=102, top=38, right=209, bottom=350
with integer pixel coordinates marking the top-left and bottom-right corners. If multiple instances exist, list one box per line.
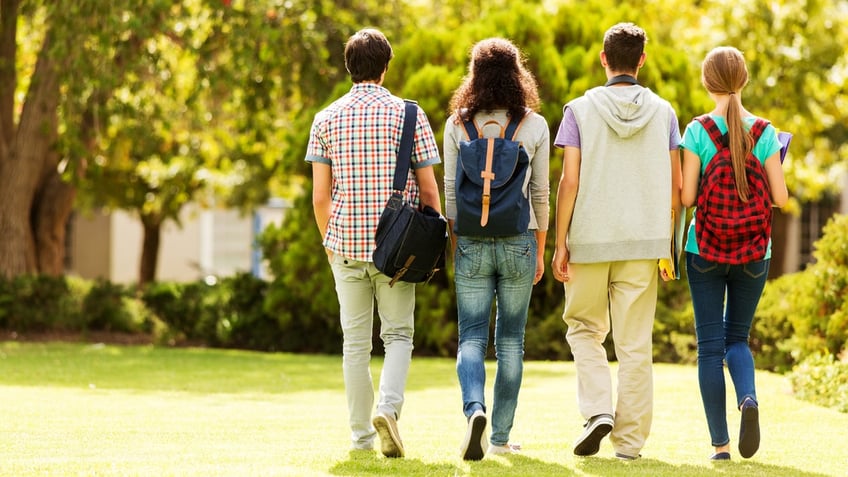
left=443, top=38, right=550, bottom=460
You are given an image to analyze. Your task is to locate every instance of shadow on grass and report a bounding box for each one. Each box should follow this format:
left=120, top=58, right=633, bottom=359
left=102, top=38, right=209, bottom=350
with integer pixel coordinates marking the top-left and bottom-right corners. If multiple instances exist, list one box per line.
left=577, top=456, right=832, bottom=477
left=329, top=450, right=457, bottom=476
left=329, top=451, right=833, bottom=477
left=330, top=450, right=577, bottom=477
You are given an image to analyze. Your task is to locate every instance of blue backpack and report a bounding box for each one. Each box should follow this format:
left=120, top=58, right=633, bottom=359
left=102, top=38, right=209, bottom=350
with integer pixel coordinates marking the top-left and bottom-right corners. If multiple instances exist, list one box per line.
left=455, top=115, right=530, bottom=237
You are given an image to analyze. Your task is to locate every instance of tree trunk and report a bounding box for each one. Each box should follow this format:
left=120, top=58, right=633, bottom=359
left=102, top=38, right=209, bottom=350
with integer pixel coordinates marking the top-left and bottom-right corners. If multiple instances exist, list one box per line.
left=139, top=215, right=162, bottom=286
left=33, top=169, right=76, bottom=275
left=0, top=156, right=37, bottom=276
left=0, top=40, right=59, bottom=278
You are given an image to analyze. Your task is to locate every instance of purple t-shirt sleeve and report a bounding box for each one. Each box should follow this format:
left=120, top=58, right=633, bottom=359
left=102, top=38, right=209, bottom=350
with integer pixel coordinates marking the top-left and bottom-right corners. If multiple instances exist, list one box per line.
left=553, top=107, right=580, bottom=148
left=554, top=106, right=681, bottom=150
left=669, top=113, right=682, bottom=150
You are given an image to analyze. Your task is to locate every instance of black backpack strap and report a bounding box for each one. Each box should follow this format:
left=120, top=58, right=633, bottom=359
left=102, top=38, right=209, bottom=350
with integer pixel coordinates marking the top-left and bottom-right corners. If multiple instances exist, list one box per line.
left=392, top=100, right=419, bottom=193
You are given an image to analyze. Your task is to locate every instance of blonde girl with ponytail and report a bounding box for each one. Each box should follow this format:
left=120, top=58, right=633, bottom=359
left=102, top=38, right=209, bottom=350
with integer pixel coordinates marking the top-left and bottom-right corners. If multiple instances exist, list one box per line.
left=680, top=46, right=788, bottom=461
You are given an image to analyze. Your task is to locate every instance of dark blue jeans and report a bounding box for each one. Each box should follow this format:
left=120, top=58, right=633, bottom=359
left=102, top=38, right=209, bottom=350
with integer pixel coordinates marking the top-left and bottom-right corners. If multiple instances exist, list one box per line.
left=686, top=252, right=769, bottom=447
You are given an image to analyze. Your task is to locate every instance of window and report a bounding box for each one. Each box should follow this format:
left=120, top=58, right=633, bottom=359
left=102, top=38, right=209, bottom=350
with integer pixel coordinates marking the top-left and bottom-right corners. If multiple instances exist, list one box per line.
left=799, top=196, right=838, bottom=268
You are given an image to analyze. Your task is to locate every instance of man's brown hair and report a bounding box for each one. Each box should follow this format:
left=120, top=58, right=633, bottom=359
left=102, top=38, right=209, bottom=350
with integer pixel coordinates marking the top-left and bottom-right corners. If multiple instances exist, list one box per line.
left=603, top=23, right=647, bottom=73
left=344, top=29, right=393, bottom=83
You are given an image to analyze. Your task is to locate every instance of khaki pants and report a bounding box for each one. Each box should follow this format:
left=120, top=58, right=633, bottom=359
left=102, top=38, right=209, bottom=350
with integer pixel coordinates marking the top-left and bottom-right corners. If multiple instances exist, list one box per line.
left=563, top=259, right=657, bottom=457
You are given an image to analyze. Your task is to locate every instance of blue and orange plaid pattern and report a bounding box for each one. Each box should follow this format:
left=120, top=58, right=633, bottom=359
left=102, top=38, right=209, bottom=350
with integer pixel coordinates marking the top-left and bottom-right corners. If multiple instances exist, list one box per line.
left=695, top=115, right=772, bottom=264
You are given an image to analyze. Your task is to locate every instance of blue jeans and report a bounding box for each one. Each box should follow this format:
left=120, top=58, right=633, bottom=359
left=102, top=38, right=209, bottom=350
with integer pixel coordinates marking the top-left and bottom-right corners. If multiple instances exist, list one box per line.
left=686, top=252, right=768, bottom=447
left=454, top=232, right=536, bottom=447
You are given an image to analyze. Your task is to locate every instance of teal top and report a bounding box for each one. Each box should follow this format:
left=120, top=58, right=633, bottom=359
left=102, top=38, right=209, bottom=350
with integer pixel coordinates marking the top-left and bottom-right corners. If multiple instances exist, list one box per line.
left=680, top=115, right=782, bottom=257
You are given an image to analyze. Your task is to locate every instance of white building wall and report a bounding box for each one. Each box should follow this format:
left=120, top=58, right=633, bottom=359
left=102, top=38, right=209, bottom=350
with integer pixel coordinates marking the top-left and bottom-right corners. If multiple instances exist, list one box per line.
left=157, top=208, right=205, bottom=282
left=108, top=211, right=144, bottom=283
left=70, top=200, right=288, bottom=284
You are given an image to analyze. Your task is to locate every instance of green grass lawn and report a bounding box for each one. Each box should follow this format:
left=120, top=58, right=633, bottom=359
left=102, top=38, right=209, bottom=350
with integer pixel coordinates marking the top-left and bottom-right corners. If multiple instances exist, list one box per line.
left=0, top=341, right=845, bottom=476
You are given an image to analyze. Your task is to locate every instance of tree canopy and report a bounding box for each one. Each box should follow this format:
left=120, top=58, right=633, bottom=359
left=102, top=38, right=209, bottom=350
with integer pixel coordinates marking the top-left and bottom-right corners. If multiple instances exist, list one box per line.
left=1, top=0, right=846, bottom=285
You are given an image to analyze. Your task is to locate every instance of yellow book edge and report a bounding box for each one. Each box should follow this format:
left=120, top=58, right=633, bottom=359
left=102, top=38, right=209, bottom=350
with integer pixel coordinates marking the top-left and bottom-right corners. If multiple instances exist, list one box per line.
left=658, top=206, right=685, bottom=279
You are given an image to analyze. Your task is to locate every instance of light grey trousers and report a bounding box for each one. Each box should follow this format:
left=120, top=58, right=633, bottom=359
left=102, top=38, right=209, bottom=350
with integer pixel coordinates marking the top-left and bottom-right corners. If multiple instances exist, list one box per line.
left=329, top=254, right=415, bottom=449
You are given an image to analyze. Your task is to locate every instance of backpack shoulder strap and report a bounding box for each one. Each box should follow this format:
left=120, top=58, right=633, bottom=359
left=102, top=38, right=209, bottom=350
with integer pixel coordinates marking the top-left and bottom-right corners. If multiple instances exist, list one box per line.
left=463, top=118, right=480, bottom=141
left=695, top=115, right=725, bottom=149
left=504, top=111, right=528, bottom=141
left=749, top=118, right=769, bottom=143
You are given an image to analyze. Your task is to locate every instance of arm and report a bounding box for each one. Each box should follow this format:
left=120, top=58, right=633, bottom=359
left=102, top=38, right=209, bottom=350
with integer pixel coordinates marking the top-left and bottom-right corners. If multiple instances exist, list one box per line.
left=447, top=219, right=457, bottom=258
left=764, top=152, right=788, bottom=207
left=414, top=165, right=442, bottom=213
left=552, top=146, right=580, bottom=283
left=534, top=230, right=547, bottom=284
left=670, top=148, right=682, bottom=210
left=530, top=117, right=551, bottom=285
left=443, top=117, right=460, bottom=256
left=410, top=107, right=443, bottom=215
left=311, top=162, right=333, bottom=257
left=681, top=148, right=701, bottom=208
left=659, top=148, right=684, bottom=282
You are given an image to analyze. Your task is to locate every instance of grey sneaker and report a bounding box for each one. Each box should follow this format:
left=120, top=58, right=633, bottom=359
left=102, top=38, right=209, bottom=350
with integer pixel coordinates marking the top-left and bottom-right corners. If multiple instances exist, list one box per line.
left=615, top=452, right=642, bottom=461
left=574, top=413, right=614, bottom=456
left=372, top=412, right=404, bottom=458
left=460, top=410, right=487, bottom=461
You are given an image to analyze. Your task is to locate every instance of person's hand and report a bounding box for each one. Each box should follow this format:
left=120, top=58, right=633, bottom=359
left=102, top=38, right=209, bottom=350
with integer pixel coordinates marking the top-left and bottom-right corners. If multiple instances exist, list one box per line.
left=533, top=256, right=544, bottom=285
left=658, top=258, right=674, bottom=282
left=551, top=246, right=571, bottom=283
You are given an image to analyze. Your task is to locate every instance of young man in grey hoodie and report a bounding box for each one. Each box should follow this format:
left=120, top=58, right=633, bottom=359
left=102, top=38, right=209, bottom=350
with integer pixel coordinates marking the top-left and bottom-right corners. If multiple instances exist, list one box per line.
left=551, top=22, right=682, bottom=460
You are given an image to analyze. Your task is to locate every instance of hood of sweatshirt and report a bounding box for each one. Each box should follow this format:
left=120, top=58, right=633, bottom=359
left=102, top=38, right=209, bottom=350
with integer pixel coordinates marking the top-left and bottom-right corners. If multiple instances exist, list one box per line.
left=584, top=85, right=663, bottom=139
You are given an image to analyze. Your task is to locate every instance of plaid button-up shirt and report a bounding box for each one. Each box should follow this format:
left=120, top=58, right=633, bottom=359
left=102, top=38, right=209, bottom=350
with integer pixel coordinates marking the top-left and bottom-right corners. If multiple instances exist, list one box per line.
left=306, top=83, right=441, bottom=262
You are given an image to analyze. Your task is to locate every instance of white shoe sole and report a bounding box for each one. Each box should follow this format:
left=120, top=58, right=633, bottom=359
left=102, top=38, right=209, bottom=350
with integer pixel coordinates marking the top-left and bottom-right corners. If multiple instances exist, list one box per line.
left=373, top=413, right=404, bottom=458
left=461, top=411, right=487, bottom=461
left=574, top=416, right=613, bottom=456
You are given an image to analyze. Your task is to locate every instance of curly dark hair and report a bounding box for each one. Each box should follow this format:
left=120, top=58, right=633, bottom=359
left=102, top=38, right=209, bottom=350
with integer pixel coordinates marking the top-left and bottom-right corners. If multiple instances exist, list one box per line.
left=449, top=38, right=540, bottom=122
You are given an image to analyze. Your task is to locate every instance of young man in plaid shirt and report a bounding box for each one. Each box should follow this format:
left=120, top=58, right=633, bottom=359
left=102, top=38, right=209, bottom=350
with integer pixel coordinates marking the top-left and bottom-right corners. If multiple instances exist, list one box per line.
left=306, top=28, right=442, bottom=458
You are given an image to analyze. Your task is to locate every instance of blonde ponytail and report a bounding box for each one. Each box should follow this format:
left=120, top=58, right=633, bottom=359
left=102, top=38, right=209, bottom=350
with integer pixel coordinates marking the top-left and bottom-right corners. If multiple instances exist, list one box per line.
left=701, top=46, right=753, bottom=202
left=725, top=92, right=753, bottom=202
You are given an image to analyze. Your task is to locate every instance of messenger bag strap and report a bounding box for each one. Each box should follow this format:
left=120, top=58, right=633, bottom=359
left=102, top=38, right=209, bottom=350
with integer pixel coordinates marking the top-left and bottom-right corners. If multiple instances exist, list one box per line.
left=391, top=100, right=420, bottom=193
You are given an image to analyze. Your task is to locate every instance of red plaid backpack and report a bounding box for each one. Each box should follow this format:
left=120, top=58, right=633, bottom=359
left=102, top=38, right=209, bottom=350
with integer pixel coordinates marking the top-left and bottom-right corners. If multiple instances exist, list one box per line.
left=695, top=115, right=772, bottom=264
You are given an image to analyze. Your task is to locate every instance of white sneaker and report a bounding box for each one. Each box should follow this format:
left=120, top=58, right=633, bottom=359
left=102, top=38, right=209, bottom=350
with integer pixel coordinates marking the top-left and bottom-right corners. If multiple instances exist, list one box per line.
left=460, top=410, right=487, bottom=461
left=372, top=412, right=404, bottom=458
left=488, top=443, right=521, bottom=455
